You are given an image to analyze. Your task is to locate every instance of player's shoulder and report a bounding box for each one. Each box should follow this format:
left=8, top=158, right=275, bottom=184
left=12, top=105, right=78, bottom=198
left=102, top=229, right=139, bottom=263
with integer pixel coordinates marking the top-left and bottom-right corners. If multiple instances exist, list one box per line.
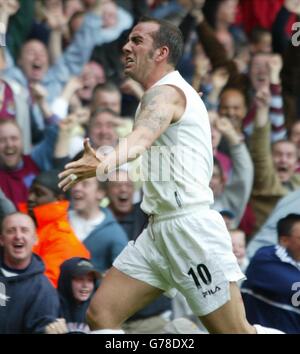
left=142, top=84, right=182, bottom=106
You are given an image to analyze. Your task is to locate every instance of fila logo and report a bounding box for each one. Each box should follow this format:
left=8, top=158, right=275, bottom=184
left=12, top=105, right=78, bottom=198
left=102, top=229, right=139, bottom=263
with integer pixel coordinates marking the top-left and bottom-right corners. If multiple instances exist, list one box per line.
left=202, top=286, right=221, bottom=298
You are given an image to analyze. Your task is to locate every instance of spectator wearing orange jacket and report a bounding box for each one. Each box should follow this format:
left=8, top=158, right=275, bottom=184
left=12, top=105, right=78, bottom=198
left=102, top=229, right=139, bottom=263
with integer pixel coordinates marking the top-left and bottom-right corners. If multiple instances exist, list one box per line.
left=19, top=170, right=90, bottom=287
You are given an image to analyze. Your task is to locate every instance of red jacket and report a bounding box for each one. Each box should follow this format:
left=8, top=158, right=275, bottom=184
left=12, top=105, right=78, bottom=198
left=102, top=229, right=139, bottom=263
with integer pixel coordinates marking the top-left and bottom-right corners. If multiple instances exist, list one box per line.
left=236, top=0, right=284, bottom=34
left=0, top=155, right=40, bottom=208
left=19, top=200, right=90, bottom=288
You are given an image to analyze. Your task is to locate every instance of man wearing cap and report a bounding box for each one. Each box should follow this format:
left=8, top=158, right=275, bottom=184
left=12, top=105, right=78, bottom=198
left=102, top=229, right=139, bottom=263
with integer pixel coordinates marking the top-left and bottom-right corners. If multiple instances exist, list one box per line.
left=19, top=170, right=90, bottom=287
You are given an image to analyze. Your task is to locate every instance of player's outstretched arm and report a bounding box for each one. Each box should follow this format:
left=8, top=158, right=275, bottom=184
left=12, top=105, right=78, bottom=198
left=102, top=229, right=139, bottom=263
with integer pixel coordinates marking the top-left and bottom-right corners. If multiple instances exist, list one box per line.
left=58, top=85, right=182, bottom=191
left=58, top=138, right=101, bottom=191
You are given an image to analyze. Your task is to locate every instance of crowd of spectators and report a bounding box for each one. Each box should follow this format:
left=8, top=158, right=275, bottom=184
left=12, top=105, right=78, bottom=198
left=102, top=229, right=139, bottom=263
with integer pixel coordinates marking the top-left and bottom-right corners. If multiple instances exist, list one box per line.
left=0, top=0, right=300, bottom=334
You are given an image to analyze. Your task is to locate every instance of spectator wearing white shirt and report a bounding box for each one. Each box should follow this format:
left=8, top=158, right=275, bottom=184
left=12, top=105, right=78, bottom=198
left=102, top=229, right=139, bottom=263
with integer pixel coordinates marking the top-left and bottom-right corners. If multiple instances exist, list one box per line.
left=69, top=177, right=128, bottom=272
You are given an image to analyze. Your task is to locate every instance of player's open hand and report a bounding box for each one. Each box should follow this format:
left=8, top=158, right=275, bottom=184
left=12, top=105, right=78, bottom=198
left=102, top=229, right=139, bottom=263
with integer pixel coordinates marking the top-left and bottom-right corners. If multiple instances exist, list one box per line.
left=58, top=138, right=102, bottom=191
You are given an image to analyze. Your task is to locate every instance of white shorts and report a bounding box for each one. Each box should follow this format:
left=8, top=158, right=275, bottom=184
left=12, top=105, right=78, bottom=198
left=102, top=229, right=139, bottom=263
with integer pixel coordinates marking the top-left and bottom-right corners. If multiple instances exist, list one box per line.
left=113, top=206, right=245, bottom=316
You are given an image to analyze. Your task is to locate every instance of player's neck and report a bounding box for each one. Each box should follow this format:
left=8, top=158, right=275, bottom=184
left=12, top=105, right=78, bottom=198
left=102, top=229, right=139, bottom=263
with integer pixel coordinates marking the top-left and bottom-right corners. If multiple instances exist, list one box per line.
left=142, top=66, right=174, bottom=90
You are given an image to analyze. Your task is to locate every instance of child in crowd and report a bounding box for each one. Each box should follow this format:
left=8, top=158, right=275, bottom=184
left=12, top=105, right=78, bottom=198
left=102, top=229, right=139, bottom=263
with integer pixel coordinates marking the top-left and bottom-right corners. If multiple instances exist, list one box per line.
left=57, top=257, right=101, bottom=333
left=230, top=229, right=249, bottom=273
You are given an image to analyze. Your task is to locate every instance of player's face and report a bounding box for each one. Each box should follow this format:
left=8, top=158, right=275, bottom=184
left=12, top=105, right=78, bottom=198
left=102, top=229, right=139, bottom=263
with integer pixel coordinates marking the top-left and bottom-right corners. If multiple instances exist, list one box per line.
left=123, top=22, right=160, bottom=83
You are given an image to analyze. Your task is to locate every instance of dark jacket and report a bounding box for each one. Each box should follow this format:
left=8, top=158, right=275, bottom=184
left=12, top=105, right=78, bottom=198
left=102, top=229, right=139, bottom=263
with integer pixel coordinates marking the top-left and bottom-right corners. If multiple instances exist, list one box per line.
left=83, top=208, right=128, bottom=272
left=242, top=245, right=300, bottom=334
left=115, top=203, right=148, bottom=241
left=0, top=252, right=59, bottom=334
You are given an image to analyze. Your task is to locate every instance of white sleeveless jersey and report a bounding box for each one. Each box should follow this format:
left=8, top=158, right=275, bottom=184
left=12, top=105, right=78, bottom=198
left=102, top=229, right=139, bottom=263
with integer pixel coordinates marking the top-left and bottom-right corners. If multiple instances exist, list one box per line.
left=138, top=71, right=214, bottom=215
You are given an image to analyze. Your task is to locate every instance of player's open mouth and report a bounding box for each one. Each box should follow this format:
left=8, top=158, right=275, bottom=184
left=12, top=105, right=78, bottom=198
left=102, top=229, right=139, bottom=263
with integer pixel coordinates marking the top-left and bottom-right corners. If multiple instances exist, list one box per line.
left=125, top=57, right=134, bottom=68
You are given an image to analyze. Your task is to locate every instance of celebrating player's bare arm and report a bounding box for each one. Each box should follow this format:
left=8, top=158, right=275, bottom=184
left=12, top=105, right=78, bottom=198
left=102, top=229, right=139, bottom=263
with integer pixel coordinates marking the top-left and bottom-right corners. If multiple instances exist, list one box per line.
left=58, top=84, right=185, bottom=191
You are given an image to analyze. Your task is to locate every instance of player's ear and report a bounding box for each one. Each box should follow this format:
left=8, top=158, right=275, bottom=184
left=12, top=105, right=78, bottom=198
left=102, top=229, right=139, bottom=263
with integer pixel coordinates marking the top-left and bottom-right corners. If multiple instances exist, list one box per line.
left=156, top=46, right=169, bottom=62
